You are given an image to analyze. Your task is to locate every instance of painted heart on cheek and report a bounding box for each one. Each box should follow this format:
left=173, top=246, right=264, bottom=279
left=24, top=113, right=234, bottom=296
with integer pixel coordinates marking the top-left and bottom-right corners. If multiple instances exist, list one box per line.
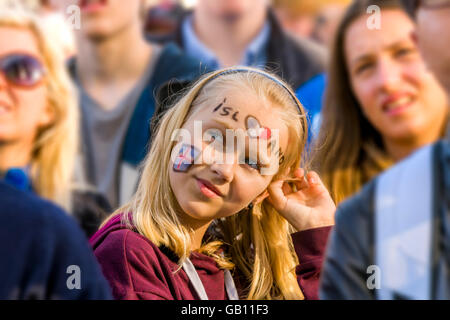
left=259, top=127, right=271, bottom=140
left=246, top=116, right=271, bottom=140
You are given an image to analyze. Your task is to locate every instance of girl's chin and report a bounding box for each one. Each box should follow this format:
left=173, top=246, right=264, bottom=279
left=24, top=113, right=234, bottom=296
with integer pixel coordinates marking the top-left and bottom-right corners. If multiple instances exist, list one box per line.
left=181, top=204, right=219, bottom=221
left=181, top=203, right=235, bottom=223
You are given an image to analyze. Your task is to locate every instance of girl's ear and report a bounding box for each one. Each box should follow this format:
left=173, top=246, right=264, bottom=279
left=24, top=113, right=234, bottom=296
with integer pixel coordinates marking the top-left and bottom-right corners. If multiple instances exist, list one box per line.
left=253, top=190, right=269, bottom=205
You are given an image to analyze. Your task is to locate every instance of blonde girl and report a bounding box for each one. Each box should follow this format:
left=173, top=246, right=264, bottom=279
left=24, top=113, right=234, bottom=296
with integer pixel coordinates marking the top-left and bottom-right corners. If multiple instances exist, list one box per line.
left=91, top=67, right=335, bottom=300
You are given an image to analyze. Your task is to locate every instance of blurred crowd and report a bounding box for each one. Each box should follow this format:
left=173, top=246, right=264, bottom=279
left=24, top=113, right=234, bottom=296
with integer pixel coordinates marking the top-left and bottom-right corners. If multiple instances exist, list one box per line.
left=0, top=0, right=448, bottom=300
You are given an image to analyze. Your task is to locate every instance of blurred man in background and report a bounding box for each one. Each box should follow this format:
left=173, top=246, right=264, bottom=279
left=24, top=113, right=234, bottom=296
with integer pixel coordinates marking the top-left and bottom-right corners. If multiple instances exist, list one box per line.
left=268, top=0, right=321, bottom=40
left=272, top=0, right=351, bottom=47
left=311, top=0, right=351, bottom=47
left=145, top=0, right=185, bottom=43
left=64, top=0, right=205, bottom=209
left=156, top=0, right=328, bottom=140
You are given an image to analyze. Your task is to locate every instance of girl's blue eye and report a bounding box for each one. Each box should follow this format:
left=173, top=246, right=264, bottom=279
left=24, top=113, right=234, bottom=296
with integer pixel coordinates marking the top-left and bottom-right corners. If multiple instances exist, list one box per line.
left=204, top=129, right=223, bottom=143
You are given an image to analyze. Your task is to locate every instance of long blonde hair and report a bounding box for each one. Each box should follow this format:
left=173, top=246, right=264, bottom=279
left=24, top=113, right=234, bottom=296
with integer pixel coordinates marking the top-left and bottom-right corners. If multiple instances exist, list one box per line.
left=108, top=67, right=308, bottom=300
left=0, top=3, right=79, bottom=211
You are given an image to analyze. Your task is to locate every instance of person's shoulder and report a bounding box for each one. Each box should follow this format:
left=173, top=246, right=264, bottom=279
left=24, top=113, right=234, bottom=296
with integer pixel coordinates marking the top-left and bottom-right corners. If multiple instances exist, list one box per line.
left=0, top=182, right=98, bottom=255
left=94, top=227, right=165, bottom=263
left=156, top=42, right=210, bottom=79
left=0, top=183, right=112, bottom=299
left=72, top=189, right=112, bottom=238
left=0, top=182, right=72, bottom=232
left=267, top=10, right=327, bottom=70
left=286, top=32, right=328, bottom=67
left=335, top=142, right=442, bottom=236
left=93, top=226, right=177, bottom=291
left=336, top=179, right=376, bottom=228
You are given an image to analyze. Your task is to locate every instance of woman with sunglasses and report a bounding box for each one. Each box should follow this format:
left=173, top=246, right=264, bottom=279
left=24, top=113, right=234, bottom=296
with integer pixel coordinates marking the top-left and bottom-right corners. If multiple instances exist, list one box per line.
left=0, top=4, right=110, bottom=236
left=90, top=67, right=336, bottom=300
left=312, top=0, right=449, bottom=204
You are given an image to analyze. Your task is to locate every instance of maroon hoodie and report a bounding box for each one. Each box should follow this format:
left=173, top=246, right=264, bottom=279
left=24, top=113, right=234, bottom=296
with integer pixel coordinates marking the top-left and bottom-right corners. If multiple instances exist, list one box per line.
left=90, top=214, right=331, bottom=300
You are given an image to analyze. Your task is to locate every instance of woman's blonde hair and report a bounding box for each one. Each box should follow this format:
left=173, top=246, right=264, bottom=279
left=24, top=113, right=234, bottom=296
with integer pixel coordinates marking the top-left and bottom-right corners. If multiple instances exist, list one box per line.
left=107, top=67, right=308, bottom=300
left=0, top=3, right=79, bottom=211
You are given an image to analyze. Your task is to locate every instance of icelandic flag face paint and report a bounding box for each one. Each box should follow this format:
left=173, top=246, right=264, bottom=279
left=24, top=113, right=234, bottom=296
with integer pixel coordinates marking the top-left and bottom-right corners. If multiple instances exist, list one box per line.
left=173, top=144, right=201, bottom=172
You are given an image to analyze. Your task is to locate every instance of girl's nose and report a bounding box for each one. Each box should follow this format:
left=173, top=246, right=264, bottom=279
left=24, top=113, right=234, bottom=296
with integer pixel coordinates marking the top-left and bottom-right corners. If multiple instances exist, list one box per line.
left=209, top=161, right=235, bottom=183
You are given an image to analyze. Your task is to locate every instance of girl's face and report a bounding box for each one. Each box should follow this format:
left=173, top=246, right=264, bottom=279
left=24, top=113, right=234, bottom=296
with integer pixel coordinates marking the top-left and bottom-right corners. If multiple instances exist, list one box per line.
left=0, top=27, right=52, bottom=150
left=345, top=10, right=448, bottom=143
left=168, top=87, right=289, bottom=224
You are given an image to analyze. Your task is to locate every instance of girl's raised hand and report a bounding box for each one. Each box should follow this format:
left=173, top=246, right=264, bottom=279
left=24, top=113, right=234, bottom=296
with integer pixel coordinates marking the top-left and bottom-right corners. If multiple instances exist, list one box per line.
left=267, top=168, right=336, bottom=232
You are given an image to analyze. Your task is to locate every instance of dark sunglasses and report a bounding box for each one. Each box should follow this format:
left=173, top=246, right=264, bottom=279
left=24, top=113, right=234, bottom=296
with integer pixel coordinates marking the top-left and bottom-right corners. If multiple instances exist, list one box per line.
left=402, top=0, right=450, bottom=17
left=0, top=53, right=46, bottom=88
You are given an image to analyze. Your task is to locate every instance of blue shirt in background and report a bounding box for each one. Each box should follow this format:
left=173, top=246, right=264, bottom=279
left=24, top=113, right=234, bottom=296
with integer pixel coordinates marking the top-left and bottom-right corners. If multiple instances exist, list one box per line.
left=296, top=73, right=327, bottom=143
left=182, top=14, right=270, bottom=70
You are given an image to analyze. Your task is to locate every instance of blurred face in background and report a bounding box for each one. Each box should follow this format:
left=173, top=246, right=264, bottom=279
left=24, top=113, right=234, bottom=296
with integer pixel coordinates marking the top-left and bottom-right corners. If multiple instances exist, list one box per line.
left=416, top=6, right=450, bottom=96
left=345, top=10, right=448, bottom=145
left=0, top=27, right=53, bottom=153
left=197, top=0, right=268, bottom=22
left=67, top=0, right=145, bottom=40
left=313, top=4, right=348, bottom=47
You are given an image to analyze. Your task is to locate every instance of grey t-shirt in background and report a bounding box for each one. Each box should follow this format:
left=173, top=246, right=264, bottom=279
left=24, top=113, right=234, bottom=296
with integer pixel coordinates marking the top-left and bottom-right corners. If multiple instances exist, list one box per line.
left=76, top=44, right=162, bottom=209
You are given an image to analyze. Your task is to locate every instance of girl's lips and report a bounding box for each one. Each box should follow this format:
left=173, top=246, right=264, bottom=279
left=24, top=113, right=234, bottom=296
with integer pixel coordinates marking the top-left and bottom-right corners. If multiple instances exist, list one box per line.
left=196, top=178, right=223, bottom=198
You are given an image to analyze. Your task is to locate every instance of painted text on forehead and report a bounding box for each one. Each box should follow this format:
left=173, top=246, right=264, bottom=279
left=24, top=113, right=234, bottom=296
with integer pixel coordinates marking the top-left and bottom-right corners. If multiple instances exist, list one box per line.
left=212, top=97, right=240, bottom=122
left=209, top=96, right=285, bottom=164
left=210, top=96, right=273, bottom=133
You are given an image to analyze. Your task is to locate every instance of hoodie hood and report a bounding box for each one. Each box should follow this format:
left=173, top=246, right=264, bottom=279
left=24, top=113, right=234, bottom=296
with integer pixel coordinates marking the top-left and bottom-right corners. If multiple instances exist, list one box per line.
left=89, top=213, right=223, bottom=275
left=89, top=214, right=127, bottom=250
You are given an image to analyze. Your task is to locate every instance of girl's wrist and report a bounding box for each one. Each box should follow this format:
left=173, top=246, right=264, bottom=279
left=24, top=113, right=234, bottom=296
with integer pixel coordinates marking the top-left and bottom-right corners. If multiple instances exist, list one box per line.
left=289, top=215, right=334, bottom=232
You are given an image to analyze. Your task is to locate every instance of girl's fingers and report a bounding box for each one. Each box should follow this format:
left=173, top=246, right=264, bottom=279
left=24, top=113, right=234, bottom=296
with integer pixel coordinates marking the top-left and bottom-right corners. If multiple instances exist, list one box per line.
left=282, top=181, right=292, bottom=194
left=267, top=179, right=288, bottom=211
left=268, top=169, right=327, bottom=209
left=287, top=168, right=308, bottom=191
left=304, top=171, right=330, bottom=197
left=306, top=171, right=324, bottom=189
